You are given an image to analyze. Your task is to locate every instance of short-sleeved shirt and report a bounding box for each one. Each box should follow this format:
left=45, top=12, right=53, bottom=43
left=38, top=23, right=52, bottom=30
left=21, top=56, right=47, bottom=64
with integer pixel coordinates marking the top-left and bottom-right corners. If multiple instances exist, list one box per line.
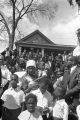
left=1, top=87, right=25, bottom=109
left=31, top=88, right=53, bottom=108
left=1, top=66, right=12, bottom=87
left=53, top=99, right=68, bottom=120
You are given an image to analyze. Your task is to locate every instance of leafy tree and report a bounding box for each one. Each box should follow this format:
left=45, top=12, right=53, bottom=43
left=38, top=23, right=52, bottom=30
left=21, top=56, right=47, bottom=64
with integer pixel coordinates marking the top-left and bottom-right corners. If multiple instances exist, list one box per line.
left=68, top=0, right=80, bottom=44
left=0, top=0, right=58, bottom=51
left=68, top=0, right=80, bottom=10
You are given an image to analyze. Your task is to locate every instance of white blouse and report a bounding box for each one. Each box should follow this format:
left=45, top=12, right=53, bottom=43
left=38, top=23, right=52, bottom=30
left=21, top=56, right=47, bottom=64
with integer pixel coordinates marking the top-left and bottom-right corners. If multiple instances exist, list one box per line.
left=18, top=109, right=43, bottom=120
left=53, top=99, right=68, bottom=120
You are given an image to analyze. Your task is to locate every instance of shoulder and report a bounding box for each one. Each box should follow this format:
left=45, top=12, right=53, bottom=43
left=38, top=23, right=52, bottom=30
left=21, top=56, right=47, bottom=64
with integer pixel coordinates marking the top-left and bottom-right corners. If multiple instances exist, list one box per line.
left=3, top=88, right=11, bottom=94
left=34, top=109, right=43, bottom=119
left=61, top=99, right=68, bottom=107
left=31, top=89, right=40, bottom=94
left=17, top=89, right=25, bottom=95
left=18, top=110, right=30, bottom=120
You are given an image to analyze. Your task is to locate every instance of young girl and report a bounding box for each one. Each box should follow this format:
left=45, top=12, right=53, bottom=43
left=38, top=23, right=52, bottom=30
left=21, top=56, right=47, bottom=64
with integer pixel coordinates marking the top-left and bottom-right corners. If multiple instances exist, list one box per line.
left=52, top=87, right=68, bottom=120
left=18, top=93, right=43, bottom=120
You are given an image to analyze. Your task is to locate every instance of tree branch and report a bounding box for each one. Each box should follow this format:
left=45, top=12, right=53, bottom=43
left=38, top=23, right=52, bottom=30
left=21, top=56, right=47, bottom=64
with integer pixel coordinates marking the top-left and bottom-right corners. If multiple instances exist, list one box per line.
left=20, top=0, right=34, bottom=18
left=0, top=11, right=10, bottom=36
left=0, top=25, right=6, bottom=34
left=15, top=0, right=34, bottom=29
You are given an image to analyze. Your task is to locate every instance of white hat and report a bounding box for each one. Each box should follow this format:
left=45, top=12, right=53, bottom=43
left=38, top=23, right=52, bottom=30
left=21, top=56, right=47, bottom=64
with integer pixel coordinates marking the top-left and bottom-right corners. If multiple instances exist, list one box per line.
left=26, top=60, right=36, bottom=68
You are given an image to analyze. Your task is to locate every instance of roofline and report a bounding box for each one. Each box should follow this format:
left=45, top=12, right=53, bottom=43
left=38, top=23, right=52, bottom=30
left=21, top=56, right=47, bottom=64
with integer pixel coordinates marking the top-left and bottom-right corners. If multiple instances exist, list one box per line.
left=15, top=30, right=55, bottom=45
left=15, top=42, right=75, bottom=51
left=15, top=41, right=75, bottom=48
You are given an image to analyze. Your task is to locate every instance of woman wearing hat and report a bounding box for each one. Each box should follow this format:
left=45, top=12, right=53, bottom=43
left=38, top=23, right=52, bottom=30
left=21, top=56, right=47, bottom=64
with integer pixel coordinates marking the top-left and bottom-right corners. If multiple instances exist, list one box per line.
left=21, top=60, right=38, bottom=93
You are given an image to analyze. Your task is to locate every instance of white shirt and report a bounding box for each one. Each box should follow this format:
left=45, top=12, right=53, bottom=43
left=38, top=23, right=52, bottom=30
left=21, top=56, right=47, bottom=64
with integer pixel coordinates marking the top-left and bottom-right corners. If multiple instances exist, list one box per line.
left=70, top=65, right=77, bottom=74
left=76, top=105, right=80, bottom=120
left=25, top=75, right=35, bottom=87
left=38, top=70, right=47, bottom=77
left=14, top=71, right=26, bottom=79
left=53, top=99, right=68, bottom=120
left=1, top=87, right=25, bottom=109
left=18, top=109, right=43, bottom=120
left=31, top=89, right=53, bottom=109
left=62, top=54, right=67, bottom=62
left=1, top=65, right=12, bottom=87
left=14, top=71, right=26, bottom=87
left=73, top=45, right=80, bottom=56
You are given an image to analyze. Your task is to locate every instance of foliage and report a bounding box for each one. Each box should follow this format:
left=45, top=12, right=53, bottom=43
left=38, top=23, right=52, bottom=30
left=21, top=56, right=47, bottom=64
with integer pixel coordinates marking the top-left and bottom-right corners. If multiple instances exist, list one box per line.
left=0, top=0, right=58, bottom=50
left=68, top=0, right=80, bottom=7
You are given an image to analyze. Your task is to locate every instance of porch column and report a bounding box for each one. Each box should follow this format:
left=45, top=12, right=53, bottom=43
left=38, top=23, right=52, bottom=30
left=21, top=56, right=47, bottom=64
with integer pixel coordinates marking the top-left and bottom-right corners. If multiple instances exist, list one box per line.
left=19, top=46, right=22, bottom=56
left=41, top=48, right=44, bottom=57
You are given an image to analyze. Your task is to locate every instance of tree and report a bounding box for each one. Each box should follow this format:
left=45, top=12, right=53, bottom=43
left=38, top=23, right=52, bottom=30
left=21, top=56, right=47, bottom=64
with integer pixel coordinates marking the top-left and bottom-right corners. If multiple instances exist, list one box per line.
left=68, top=0, right=80, bottom=11
left=0, top=0, right=58, bottom=51
left=67, top=0, right=80, bottom=44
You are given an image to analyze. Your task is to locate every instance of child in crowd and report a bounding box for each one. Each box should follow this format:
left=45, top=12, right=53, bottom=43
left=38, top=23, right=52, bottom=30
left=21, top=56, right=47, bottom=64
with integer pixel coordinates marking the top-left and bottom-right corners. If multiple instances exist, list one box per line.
left=52, top=87, right=68, bottom=120
left=38, top=61, right=47, bottom=77
left=18, top=93, right=43, bottom=120
left=31, top=77, right=53, bottom=120
left=1, top=74, right=25, bottom=120
left=53, top=69, right=63, bottom=90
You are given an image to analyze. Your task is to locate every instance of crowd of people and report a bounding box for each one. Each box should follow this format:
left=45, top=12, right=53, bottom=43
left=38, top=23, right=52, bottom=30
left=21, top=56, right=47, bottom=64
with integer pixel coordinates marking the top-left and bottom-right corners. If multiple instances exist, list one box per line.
left=0, top=47, right=80, bottom=120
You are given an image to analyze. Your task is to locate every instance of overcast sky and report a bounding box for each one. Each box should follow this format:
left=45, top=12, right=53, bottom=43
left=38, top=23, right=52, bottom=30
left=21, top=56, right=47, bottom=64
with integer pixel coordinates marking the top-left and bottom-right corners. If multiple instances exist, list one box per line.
left=19, top=0, right=80, bottom=46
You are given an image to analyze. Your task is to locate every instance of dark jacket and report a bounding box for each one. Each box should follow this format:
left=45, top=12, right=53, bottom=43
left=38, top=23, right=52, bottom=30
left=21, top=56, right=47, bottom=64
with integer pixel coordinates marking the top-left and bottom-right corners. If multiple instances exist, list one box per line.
left=65, top=66, right=80, bottom=107
left=0, top=68, right=2, bottom=86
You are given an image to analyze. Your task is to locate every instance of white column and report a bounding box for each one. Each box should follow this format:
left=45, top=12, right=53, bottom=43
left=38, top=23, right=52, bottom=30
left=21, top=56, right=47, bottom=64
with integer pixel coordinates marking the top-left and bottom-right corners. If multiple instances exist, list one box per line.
left=19, top=46, right=22, bottom=56
left=42, top=48, right=44, bottom=57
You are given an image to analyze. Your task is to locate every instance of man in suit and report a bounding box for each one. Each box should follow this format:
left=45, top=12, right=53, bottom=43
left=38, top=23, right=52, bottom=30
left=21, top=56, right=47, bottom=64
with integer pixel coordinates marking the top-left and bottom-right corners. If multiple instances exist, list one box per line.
left=0, top=54, right=4, bottom=118
left=65, top=56, right=80, bottom=120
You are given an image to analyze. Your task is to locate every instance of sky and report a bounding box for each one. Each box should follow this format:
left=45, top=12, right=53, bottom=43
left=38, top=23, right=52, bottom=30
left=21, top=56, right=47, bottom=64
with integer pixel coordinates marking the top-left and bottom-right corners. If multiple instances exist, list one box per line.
left=19, top=0, right=80, bottom=46
left=0, top=0, right=80, bottom=52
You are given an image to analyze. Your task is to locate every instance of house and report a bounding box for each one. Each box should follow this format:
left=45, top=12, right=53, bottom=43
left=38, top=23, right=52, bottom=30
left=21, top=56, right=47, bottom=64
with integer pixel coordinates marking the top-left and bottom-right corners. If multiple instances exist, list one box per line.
left=15, top=30, right=75, bottom=57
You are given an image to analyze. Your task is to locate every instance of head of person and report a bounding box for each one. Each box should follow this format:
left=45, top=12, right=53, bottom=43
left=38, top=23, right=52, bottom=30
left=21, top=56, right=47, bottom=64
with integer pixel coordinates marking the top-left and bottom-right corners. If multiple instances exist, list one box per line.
left=77, top=28, right=80, bottom=43
left=64, top=51, right=67, bottom=54
left=56, top=69, right=63, bottom=78
left=21, top=79, right=28, bottom=91
left=64, top=64, right=70, bottom=71
left=11, top=74, right=18, bottom=89
left=39, top=77, right=49, bottom=94
left=38, top=61, right=45, bottom=70
left=53, top=87, right=66, bottom=100
left=25, top=93, right=37, bottom=113
left=3, top=61, right=7, bottom=68
left=26, top=60, right=36, bottom=77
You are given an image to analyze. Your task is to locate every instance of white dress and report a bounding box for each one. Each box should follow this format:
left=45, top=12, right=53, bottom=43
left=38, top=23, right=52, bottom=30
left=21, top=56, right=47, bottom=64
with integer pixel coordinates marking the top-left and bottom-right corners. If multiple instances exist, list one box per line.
left=18, top=109, right=43, bottom=120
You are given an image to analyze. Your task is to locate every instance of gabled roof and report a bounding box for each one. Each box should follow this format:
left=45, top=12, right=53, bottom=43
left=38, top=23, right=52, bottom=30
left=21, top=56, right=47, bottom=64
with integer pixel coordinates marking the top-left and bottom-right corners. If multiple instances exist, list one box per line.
left=15, top=29, right=75, bottom=51
left=15, top=30, right=55, bottom=45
